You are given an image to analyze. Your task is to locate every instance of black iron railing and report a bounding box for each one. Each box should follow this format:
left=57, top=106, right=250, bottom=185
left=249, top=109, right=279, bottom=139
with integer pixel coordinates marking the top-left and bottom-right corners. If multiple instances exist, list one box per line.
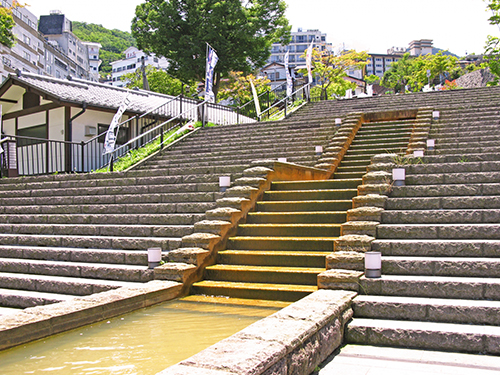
left=1, top=97, right=255, bottom=177
left=258, top=82, right=313, bottom=122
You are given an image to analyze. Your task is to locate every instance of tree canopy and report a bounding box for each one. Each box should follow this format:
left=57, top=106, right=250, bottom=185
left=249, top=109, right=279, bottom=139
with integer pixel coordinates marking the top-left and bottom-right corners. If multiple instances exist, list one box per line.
left=121, top=65, right=198, bottom=97
left=0, top=1, right=18, bottom=48
left=131, top=0, right=290, bottom=99
left=485, top=0, right=500, bottom=85
left=381, top=52, right=458, bottom=93
left=72, top=22, right=137, bottom=78
left=298, top=48, right=368, bottom=100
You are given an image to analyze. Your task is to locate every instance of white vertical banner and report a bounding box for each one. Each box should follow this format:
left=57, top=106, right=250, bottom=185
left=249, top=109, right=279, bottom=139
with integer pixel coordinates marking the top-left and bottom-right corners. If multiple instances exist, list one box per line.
left=205, top=46, right=219, bottom=103
left=103, top=93, right=131, bottom=155
left=250, top=79, right=261, bottom=117
left=284, top=51, right=293, bottom=97
left=306, top=40, right=314, bottom=83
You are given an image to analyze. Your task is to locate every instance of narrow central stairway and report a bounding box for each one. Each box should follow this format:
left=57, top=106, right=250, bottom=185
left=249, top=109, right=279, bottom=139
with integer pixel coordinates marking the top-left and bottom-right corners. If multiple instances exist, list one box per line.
left=190, top=117, right=415, bottom=303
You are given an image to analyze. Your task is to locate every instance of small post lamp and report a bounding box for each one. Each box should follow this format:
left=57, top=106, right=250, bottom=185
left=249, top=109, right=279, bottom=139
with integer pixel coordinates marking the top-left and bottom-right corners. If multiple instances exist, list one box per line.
left=432, top=111, right=440, bottom=120
left=278, top=157, right=287, bottom=162
left=148, top=247, right=162, bottom=269
left=219, top=176, right=231, bottom=192
left=392, top=167, right=406, bottom=186
left=427, top=139, right=435, bottom=151
left=365, top=251, right=382, bottom=278
left=413, top=150, right=424, bottom=158
left=315, top=146, right=323, bottom=156
left=335, top=118, right=342, bottom=126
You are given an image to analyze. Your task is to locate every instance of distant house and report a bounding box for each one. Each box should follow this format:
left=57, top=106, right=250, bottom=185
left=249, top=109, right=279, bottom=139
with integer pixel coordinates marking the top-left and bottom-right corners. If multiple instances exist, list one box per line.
left=110, top=47, right=169, bottom=87
left=260, top=62, right=288, bottom=90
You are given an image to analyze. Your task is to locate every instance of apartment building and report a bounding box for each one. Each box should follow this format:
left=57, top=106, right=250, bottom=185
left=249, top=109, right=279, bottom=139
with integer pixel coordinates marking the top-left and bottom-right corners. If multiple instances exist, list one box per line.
left=268, top=28, right=333, bottom=69
left=0, top=4, right=101, bottom=82
left=110, top=46, right=168, bottom=87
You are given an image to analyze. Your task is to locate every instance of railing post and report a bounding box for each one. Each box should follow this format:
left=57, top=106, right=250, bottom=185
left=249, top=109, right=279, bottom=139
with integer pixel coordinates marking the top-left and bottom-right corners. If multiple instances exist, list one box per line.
left=267, top=90, right=270, bottom=111
left=202, top=102, right=206, bottom=127
left=80, top=141, right=85, bottom=173
left=237, top=107, right=240, bottom=124
left=179, top=94, right=183, bottom=119
left=284, top=97, right=288, bottom=118
left=109, top=154, right=114, bottom=172
left=160, top=126, right=164, bottom=153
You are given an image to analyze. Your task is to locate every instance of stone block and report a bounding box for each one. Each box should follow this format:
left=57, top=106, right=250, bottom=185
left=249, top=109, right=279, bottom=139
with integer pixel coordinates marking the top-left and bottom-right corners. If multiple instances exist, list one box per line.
left=358, top=183, right=392, bottom=196
left=216, top=197, right=251, bottom=210
left=181, top=232, right=220, bottom=250
left=341, top=221, right=379, bottom=237
left=243, top=166, right=273, bottom=178
left=206, top=207, right=241, bottom=222
left=318, top=269, right=363, bottom=291
left=334, top=235, right=374, bottom=253
left=194, top=220, right=232, bottom=236
left=362, top=171, right=391, bottom=185
left=167, top=248, right=210, bottom=266
left=154, top=263, right=197, bottom=283
left=367, top=163, right=394, bottom=173
left=226, top=185, right=259, bottom=199
left=347, top=207, right=383, bottom=222
left=352, top=194, right=388, bottom=209
left=326, top=251, right=364, bottom=271
left=371, top=153, right=398, bottom=165
left=233, top=177, right=266, bottom=188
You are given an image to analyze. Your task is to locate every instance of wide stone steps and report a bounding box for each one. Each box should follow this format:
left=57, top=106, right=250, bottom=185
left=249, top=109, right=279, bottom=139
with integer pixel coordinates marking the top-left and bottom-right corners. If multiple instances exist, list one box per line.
left=360, top=274, right=500, bottom=300
left=353, top=295, right=500, bottom=325
left=217, top=250, right=329, bottom=268
left=346, top=318, right=500, bottom=354
left=270, top=179, right=361, bottom=190
left=0, top=258, right=153, bottom=282
left=404, top=171, right=500, bottom=185
left=0, top=202, right=214, bottom=215
left=0, top=272, right=146, bottom=298
left=348, top=139, right=409, bottom=149
left=263, top=189, right=357, bottom=201
left=0, top=245, right=148, bottom=265
left=0, top=183, right=220, bottom=198
left=0, top=191, right=222, bottom=206
left=381, top=256, right=500, bottom=277
left=237, top=223, right=342, bottom=237
left=0, top=213, right=205, bottom=225
left=246, top=211, right=347, bottom=224
left=204, top=264, right=323, bottom=285
left=254, top=200, right=353, bottom=212
left=372, top=239, right=500, bottom=257
left=0, top=233, right=181, bottom=250
left=344, top=147, right=404, bottom=156
left=190, top=280, right=317, bottom=302
left=381, top=209, right=500, bottom=224
left=390, top=183, right=500, bottom=198
left=377, top=223, right=500, bottom=240
left=385, top=196, right=500, bottom=210
left=0, top=287, right=76, bottom=308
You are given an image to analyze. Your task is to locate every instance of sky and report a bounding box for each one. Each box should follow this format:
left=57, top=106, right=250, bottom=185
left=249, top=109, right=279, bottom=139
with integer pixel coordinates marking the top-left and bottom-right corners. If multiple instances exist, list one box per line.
left=25, top=0, right=500, bottom=56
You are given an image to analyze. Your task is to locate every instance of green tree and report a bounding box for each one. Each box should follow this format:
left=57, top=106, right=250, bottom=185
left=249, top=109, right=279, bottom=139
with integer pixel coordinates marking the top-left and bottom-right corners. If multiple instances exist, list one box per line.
left=218, top=71, right=272, bottom=106
left=298, top=48, right=368, bottom=99
left=132, top=0, right=290, bottom=100
left=121, top=65, right=197, bottom=96
left=72, top=22, right=137, bottom=78
left=0, top=1, right=20, bottom=48
left=381, top=53, right=415, bottom=93
left=484, top=0, right=500, bottom=85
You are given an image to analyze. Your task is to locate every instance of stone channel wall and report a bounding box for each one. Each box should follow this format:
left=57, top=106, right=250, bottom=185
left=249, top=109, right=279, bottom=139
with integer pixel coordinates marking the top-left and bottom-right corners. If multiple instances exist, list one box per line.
left=157, top=290, right=356, bottom=375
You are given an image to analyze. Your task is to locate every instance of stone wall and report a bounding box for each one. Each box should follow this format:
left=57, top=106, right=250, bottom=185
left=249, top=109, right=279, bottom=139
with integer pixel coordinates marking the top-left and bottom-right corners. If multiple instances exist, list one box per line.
left=157, top=290, right=356, bottom=375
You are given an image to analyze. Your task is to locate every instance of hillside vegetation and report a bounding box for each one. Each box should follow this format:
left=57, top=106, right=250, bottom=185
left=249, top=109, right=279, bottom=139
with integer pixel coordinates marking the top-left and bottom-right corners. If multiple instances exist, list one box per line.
left=72, top=22, right=137, bottom=78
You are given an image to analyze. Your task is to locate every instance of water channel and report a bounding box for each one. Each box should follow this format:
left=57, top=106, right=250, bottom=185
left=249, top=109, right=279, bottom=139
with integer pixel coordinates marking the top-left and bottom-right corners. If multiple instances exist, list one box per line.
left=0, top=298, right=280, bottom=375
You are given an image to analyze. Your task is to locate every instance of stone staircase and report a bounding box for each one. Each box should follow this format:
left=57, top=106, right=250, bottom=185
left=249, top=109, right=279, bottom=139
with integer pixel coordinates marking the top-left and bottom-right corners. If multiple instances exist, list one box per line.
left=0, top=115, right=338, bottom=314
left=190, top=118, right=414, bottom=302
left=346, top=101, right=500, bottom=354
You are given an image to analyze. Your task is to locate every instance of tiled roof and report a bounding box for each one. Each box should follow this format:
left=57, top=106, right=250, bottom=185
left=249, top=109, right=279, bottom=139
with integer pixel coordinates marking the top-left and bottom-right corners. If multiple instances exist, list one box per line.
left=8, top=72, right=176, bottom=114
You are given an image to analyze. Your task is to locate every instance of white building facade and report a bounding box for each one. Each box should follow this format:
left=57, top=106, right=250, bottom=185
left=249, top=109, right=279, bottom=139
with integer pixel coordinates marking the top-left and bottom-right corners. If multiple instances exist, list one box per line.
left=110, top=47, right=168, bottom=87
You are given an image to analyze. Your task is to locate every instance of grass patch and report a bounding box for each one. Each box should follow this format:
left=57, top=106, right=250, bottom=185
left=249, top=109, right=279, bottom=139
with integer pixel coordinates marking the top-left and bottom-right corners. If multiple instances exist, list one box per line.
left=94, top=121, right=216, bottom=173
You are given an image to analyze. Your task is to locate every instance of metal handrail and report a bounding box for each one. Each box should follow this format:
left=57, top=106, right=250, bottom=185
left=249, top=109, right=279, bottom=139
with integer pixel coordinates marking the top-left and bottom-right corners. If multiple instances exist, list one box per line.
left=258, top=82, right=312, bottom=121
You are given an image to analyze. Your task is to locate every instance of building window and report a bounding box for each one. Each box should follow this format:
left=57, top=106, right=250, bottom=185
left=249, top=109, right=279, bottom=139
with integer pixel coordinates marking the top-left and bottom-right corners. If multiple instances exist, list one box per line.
left=17, top=124, right=47, bottom=145
left=56, top=70, right=61, bottom=78
left=23, top=51, right=31, bottom=62
left=23, top=34, right=30, bottom=45
left=98, top=123, right=129, bottom=145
